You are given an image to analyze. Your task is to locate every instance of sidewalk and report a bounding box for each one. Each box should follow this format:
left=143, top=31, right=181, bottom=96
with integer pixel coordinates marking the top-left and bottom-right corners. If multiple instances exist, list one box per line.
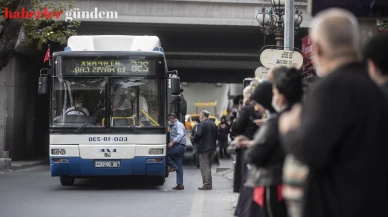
left=0, top=158, right=48, bottom=174
left=215, top=156, right=238, bottom=216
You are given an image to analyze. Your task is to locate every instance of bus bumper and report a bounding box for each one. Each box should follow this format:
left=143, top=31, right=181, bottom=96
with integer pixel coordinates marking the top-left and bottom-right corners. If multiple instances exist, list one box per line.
left=50, top=156, right=165, bottom=177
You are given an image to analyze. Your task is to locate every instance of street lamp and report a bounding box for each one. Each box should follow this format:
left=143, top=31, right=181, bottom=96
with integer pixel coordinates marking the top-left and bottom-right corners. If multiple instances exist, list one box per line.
left=256, top=3, right=303, bottom=48
left=271, top=0, right=285, bottom=16
left=294, top=7, right=303, bottom=34
left=255, top=6, right=276, bottom=36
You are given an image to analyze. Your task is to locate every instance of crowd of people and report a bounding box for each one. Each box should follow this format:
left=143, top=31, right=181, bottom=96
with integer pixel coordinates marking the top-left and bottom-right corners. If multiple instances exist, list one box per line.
left=165, top=7, right=388, bottom=217
left=228, top=7, right=388, bottom=217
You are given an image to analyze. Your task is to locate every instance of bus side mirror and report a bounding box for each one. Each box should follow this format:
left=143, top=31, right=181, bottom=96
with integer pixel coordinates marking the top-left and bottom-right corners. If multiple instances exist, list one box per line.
left=170, top=77, right=180, bottom=95
left=38, top=68, right=49, bottom=95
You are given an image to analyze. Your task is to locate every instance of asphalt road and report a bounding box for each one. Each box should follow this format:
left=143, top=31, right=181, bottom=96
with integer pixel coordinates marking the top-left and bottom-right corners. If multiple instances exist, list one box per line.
left=0, top=164, right=236, bottom=217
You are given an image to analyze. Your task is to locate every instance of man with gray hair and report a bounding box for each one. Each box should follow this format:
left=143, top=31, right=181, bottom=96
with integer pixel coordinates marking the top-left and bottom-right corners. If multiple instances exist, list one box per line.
left=279, top=8, right=388, bottom=217
left=194, top=110, right=218, bottom=190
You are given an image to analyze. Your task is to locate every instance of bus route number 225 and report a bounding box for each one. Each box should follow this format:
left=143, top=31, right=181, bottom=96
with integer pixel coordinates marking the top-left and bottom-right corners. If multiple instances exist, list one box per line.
left=88, top=137, right=128, bottom=142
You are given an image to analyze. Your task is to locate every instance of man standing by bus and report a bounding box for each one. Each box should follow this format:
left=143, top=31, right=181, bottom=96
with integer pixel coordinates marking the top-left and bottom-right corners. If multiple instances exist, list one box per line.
left=167, top=113, right=186, bottom=190
left=194, top=110, right=218, bottom=190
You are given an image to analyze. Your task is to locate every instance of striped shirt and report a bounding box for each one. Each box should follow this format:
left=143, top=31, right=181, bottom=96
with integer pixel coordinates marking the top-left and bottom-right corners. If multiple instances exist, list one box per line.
left=170, top=120, right=186, bottom=145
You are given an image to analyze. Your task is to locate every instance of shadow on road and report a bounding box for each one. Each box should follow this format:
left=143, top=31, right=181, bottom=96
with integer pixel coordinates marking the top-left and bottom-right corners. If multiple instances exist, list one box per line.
left=54, top=165, right=203, bottom=191
left=55, top=177, right=163, bottom=191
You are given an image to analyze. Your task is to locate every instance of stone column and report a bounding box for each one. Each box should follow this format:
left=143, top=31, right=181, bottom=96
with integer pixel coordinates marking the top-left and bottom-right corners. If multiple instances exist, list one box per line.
left=0, top=58, right=11, bottom=171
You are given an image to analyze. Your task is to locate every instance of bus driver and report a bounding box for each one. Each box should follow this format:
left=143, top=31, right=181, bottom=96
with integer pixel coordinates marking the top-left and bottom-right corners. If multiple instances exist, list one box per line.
left=65, top=94, right=90, bottom=116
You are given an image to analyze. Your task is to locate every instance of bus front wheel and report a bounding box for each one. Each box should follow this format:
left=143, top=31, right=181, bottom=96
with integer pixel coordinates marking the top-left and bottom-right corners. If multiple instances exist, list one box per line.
left=60, top=175, right=75, bottom=186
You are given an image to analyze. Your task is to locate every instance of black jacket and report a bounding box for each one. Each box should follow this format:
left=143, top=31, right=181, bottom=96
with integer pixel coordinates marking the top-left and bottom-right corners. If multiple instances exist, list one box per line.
left=245, top=113, right=285, bottom=187
left=194, top=119, right=218, bottom=153
left=231, top=104, right=260, bottom=192
left=381, top=82, right=388, bottom=100
left=231, top=104, right=259, bottom=140
left=282, top=62, right=388, bottom=217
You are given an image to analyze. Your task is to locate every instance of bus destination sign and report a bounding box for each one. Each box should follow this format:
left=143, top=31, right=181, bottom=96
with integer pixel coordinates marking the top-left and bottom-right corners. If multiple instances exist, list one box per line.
left=60, top=57, right=157, bottom=76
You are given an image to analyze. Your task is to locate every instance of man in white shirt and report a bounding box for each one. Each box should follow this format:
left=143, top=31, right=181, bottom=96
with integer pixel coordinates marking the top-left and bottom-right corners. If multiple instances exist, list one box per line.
left=65, top=94, right=89, bottom=116
left=131, top=90, right=150, bottom=126
left=112, top=84, right=133, bottom=117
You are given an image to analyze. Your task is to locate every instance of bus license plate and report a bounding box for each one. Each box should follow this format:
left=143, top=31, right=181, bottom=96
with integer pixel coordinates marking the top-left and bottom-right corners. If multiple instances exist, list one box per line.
left=95, top=161, right=120, bottom=168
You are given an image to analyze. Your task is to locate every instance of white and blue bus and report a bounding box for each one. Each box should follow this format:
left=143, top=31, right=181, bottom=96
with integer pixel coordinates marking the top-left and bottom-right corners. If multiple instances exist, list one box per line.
left=38, top=35, right=181, bottom=186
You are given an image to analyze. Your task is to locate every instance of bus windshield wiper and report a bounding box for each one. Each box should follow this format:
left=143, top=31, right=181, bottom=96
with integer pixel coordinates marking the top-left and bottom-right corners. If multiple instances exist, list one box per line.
left=75, top=107, right=106, bottom=134
left=119, top=115, right=139, bottom=133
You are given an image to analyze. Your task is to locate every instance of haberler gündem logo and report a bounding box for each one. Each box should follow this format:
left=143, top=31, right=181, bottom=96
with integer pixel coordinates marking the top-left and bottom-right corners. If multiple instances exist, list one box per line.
left=4, top=7, right=119, bottom=21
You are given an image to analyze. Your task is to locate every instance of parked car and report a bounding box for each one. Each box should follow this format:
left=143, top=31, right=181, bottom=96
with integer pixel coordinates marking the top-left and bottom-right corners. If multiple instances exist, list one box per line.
left=185, top=114, right=220, bottom=130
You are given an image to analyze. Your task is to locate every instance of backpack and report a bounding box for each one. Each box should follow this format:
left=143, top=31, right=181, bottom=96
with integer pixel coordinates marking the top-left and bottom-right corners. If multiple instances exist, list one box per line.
left=180, top=93, right=187, bottom=115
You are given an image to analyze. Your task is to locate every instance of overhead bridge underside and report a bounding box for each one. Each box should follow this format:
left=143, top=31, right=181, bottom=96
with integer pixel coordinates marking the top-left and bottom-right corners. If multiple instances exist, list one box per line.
left=77, top=22, right=308, bottom=83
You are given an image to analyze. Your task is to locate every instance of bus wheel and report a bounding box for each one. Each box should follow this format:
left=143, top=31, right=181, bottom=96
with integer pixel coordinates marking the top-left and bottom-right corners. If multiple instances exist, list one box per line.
left=152, top=176, right=165, bottom=186
left=60, top=175, right=75, bottom=186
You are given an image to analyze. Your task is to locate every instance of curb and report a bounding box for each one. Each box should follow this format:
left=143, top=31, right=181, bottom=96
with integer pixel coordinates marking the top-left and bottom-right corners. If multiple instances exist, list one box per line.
left=7, top=160, right=49, bottom=172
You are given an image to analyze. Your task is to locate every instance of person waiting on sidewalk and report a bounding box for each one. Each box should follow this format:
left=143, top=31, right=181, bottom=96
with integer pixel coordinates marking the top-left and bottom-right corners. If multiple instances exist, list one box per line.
left=193, top=110, right=218, bottom=190
left=279, top=8, right=388, bottom=217
left=231, top=84, right=260, bottom=193
left=270, top=66, right=305, bottom=217
left=235, top=80, right=287, bottom=217
left=167, top=113, right=187, bottom=190
left=232, top=84, right=262, bottom=217
left=217, top=116, right=230, bottom=159
left=190, top=119, right=201, bottom=168
left=363, top=34, right=388, bottom=99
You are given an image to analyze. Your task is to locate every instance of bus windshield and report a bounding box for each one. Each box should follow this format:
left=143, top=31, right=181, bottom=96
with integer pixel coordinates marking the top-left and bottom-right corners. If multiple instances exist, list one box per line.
left=51, top=77, right=107, bottom=128
left=51, top=77, right=165, bottom=129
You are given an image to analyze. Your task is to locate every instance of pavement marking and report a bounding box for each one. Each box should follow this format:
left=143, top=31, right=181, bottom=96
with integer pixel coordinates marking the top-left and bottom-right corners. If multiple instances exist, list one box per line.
left=189, top=189, right=204, bottom=217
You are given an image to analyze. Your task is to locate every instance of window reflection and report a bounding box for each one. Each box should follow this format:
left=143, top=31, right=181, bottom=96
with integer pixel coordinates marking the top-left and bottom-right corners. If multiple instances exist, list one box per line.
left=110, top=79, right=162, bottom=127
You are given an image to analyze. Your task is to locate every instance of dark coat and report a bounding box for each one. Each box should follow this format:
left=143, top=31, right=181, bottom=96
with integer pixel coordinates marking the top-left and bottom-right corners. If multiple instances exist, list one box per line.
left=381, top=82, right=388, bottom=100
left=231, top=104, right=260, bottom=192
left=245, top=113, right=285, bottom=187
left=231, top=104, right=259, bottom=140
left=194, top=118, right=218, bottom=153
left=281, top=62, right=388, bottom=217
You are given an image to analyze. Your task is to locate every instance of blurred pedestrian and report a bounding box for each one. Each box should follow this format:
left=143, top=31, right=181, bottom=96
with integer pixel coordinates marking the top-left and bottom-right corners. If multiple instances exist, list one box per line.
left=217, top=116, right=230, bottom=158
left=190, top=119, right=201, bottom=168
left=270, top=66, right=306, bottom=217
left=233, top=84, right=262, bottom=217
left=279, top=8, right=388, bottom=217
left=237, top=80, right=287, bottom=217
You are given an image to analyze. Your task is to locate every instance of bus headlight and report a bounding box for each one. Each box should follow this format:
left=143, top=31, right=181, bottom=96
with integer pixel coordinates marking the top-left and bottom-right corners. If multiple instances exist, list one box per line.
left=51, top=149, right=66, bottom=155
left=149, top=148, right=163, bottom=155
